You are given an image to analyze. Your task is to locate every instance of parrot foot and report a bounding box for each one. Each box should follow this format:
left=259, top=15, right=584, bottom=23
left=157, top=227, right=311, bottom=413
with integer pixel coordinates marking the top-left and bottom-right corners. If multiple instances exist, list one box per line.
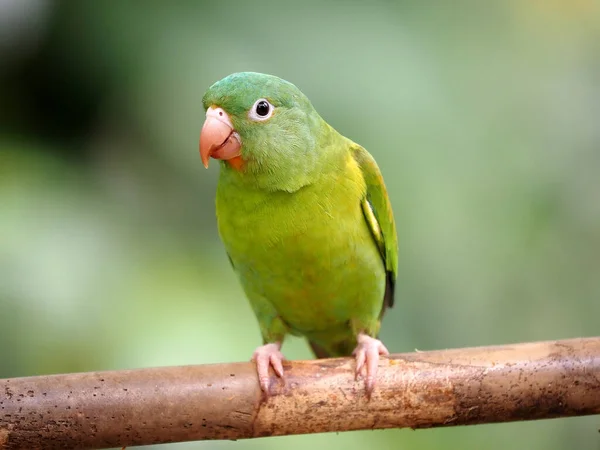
left=352, top=333, right=389, bottom=396
left=251, top=342, right=285, bottom=394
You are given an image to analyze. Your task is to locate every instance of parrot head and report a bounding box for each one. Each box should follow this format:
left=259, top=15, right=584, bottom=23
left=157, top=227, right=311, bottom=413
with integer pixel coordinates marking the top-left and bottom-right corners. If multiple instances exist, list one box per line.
left=200, top=72, right=332, bottom=190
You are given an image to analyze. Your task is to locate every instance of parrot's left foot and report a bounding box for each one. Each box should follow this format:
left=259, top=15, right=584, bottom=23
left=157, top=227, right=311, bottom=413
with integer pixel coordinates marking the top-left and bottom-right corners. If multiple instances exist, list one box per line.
left=352, top=333, right=389, bottom=396
left=252, top=342, right=285, bottom=394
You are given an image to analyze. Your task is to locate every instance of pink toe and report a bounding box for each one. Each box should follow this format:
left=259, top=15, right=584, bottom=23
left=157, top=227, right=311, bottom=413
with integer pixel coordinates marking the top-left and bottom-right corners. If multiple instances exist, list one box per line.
left=270, top=354, right=284, bottom=378
left=252, top=343, right=285, bottom=393
left=355, top=350, right=366, bottom=377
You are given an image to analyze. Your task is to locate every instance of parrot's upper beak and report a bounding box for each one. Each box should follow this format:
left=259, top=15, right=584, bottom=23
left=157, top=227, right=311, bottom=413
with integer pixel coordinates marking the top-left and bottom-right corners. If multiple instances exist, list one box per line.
left=199, top=106, right=242, bottom=168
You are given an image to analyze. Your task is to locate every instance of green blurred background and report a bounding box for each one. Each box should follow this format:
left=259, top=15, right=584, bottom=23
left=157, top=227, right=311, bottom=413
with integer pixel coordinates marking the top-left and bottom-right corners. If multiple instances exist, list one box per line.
left=1, top=1, right=599, bottom=449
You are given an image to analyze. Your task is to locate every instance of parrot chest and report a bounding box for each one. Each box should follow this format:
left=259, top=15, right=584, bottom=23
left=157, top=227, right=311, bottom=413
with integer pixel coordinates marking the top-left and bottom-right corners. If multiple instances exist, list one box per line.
left=216, top=168, right=385, bottom=335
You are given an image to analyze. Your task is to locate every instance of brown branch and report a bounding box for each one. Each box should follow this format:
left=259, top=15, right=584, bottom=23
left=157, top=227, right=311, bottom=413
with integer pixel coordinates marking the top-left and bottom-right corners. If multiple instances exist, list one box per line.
left=1, top=337, right=599, bottom=449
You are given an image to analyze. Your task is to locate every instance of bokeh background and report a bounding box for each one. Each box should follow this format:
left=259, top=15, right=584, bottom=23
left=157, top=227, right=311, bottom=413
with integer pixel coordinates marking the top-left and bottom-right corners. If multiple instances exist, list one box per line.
left=1, top=1, right=599, bottom=449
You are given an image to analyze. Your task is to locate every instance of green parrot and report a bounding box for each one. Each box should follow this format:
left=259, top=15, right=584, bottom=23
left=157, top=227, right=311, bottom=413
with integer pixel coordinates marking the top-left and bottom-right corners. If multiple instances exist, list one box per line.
left=199, top=72, right=398, bottom=395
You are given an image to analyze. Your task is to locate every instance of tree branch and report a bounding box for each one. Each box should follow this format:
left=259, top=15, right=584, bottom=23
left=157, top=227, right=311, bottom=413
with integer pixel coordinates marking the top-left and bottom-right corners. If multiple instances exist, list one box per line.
left=1, top=337, right=599, bottom=449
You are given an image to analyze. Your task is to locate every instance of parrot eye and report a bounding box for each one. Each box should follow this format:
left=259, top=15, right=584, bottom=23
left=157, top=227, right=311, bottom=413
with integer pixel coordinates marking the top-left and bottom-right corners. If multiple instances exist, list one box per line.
left=248, top=98, right=274, bottom=121
left=256, top=101, right=269, bottom=116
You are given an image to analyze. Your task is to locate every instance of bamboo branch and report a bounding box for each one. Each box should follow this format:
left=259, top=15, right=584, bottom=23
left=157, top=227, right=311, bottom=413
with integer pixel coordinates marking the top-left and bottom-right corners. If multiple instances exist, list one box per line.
left=1, top=337, right=599, bottom=449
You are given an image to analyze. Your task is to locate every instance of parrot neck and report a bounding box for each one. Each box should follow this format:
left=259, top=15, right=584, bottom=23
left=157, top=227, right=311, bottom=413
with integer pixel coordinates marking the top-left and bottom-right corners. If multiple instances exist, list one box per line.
left=220, top=121, right=347, bottom=193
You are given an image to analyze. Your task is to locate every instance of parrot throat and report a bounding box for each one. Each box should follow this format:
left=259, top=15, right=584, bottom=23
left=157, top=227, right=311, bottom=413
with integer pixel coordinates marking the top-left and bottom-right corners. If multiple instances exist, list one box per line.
left=227, top=156, right=244, bottom=171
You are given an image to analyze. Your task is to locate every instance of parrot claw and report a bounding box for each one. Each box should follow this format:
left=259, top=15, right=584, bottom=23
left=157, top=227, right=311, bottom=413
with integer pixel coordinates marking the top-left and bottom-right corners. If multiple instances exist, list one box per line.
left=352, top=333, right=389, bottom=396
left=252, top=342, right=285, bottom=394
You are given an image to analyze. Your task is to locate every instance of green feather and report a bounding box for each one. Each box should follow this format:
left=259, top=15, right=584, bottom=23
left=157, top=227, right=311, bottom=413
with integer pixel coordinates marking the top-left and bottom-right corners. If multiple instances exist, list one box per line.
left=205, top=72, right=398, bottom=357
left=351, top=144, right=399, bottom=310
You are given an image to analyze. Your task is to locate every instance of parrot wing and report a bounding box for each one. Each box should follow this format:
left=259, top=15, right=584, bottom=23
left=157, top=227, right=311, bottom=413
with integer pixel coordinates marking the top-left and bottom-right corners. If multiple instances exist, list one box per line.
left=351, top=144, right=398, bottom=313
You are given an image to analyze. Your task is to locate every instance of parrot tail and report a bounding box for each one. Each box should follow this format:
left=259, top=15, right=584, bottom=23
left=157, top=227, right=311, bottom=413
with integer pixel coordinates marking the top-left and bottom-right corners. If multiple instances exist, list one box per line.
left=309, top=341, right=330, bottom=359
left=308, top=339, right=356, bottom=359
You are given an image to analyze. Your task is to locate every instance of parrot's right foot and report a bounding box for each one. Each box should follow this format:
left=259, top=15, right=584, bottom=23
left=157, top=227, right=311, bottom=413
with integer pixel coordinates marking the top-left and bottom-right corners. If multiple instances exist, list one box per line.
left=251, top=342, right=285, bottom=393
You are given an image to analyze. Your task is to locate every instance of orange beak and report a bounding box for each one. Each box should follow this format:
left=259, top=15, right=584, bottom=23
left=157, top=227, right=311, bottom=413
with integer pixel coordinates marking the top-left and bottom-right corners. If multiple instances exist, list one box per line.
left=199, top=106, right=242, bottom=168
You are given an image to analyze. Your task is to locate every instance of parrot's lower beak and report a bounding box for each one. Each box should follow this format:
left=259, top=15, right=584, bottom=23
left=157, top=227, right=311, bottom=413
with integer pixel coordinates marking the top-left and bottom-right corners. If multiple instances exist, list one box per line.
left=199, top=107, right=242, bottom=168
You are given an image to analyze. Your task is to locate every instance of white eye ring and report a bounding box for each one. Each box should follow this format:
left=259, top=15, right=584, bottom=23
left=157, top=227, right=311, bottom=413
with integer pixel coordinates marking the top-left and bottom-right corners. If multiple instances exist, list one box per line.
left=248, top=98, right=274, bottom=121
